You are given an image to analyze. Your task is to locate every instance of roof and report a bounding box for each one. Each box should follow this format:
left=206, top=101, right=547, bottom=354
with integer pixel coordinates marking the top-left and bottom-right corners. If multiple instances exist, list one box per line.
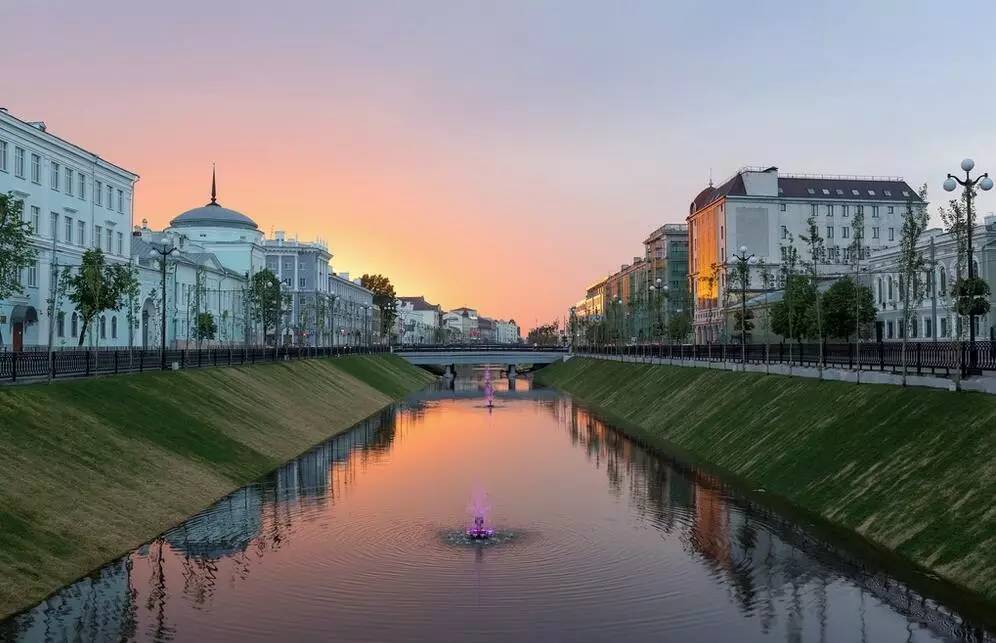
left=398, top=296, right=441, bottom=312
left=689, top=173, right=745, bottom=214
left=169, top=169, right=258, bottom=230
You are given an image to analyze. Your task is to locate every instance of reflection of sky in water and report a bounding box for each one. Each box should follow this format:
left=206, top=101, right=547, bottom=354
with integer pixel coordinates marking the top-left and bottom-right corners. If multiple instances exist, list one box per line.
left=2, top=380, right=992, bottom=642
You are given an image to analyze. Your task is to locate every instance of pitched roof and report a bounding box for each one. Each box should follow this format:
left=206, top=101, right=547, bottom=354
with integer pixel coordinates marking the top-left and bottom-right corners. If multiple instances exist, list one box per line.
left=398, top=296, right=441, bottom=312
left=777, top=177, right=919, bottom=201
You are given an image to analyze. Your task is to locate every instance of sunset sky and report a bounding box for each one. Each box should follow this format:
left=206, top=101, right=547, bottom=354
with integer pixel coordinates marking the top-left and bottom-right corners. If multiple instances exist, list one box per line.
left=6, top=0, right=996, bottom=327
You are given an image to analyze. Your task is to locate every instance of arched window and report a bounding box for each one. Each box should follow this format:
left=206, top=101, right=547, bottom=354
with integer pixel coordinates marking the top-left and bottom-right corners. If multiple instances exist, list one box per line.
left=887, top=276, right=894, bottom=300
left=71, top=312, right=79, bottom=339
left=877, top=278, right=883, bottom=304
left=972, top=259, right=980, bottom=278
left=939, top=265, right=947, bottom=295
left=100, top=315, right=106, bottom=339
left=111, top=316, right=118, bottom=339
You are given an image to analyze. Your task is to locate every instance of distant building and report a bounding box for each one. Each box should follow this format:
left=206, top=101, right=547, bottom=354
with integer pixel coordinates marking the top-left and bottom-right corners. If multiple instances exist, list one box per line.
left=0, top=108, right=138, bottom=350
left=478, top=316, right=496, bottom=343
left=495, top=319, right=520, bottom=344
left=688, top=166, right=922, bottom=343
left=643, top=223, right=689, bottom=318
left=397, top=296, right=442, bottom=344
left=444, top=307, right=479, bottom=341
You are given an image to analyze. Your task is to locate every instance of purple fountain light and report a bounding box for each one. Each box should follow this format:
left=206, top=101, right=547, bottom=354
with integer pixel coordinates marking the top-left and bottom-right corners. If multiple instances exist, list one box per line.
left=466, top=489, right=495, bottom=540
left=484, top=369, right=495, bottom=408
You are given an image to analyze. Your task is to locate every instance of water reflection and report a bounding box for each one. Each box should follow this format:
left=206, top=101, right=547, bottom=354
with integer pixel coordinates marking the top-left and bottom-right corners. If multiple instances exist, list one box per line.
left=2, top=379, right=992, bottom=642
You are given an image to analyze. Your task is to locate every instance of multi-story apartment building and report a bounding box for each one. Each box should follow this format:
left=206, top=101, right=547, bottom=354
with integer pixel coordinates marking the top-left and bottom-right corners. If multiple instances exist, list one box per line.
left=866, top=216, right=996, bottom=342
left=642, top=223, right=689, bottom=317
left=397, top=296, right=442, bottom=344
left=1, top=109, right=138, bottom=350
left=687, top=166, right=921, bottom=343
left=495, top=319, right=520, bottom=344
left=444, top=307, right=479, bottom=341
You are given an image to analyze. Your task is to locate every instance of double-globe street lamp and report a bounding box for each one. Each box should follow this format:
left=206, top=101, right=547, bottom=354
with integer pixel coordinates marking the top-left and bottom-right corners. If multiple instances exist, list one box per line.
left=731, top=245, right=755, bottom=367
left=943, top=158, right=993, bottom=373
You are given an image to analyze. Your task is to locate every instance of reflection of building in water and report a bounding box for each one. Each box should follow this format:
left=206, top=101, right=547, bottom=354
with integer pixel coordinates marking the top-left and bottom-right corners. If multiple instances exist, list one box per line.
left=552, top=396, right=990, bottom=642
left=165, top=486, right=264, bottom=559
left=0, top=558, right=135, bottom=642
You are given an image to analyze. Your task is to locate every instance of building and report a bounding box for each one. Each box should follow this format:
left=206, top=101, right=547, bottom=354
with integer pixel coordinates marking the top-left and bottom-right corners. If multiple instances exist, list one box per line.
left=478, top=316, right=497, bottom=343
left=687, top=166, right=921, bottom=343
left=396, top=296, right=442, bottom=344
left=866, top=217, right=996, bottom=342
left=1, top=108, right=138, bottom=351
left=495, top=319, right=520, bottom=344
left=643, top=223, right=689, bottom=317
left=443, top=307, right=479, bottom=342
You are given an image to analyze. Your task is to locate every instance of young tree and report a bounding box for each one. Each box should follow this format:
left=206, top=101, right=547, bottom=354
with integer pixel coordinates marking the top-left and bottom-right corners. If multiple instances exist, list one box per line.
left=0, top=193, right=38, bottom=347
left=821, top=277, right=876, bottom=341
left=62, top=249, right=132, bottom=346
left=246, top=269, right=282, bottom=346
left=771, top=274, right=816, bottom=343
left=194, top=311, right=217, bottom=343
left=938, top=188, right=969, bottom=339
left=360, top=274, right=398, bottom=337
left=897, top=185, right=930, bottom=384
left=667, top=313, right=692, bottom=343
left=799, top=215, right=826, bottom=367
left=119, top=265, right=141, bottom=350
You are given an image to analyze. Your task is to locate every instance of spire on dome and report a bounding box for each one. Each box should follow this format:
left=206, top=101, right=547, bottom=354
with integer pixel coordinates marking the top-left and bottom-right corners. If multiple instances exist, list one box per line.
left=210, top=164, right=218, bottom=205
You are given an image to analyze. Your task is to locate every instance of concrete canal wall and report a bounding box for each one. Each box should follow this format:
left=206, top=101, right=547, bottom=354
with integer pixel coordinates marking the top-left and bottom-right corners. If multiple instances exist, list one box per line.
left=0, top=354, right=435, bottom=618
left=535, top=357, right=996, bottom=604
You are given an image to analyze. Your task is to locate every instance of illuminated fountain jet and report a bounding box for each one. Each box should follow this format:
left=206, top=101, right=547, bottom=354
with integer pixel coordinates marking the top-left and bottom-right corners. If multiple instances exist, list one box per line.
left=484, top=369, right=495, bottom=408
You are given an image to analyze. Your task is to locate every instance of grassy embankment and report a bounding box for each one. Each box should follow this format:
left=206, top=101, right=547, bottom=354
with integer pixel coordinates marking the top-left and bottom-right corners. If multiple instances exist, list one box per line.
left=0, top=354, right=434, bottom=618
left=536, top=358, right=996, bottom=602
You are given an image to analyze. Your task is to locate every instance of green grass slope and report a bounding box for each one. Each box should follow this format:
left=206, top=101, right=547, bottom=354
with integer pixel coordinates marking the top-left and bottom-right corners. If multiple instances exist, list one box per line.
left=536, top=358, right=996, bottom=601
left=0, top=354, right=434, bottom=618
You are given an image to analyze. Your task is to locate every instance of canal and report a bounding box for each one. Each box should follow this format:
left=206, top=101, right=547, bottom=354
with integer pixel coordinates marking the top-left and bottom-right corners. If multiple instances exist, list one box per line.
left=3, top=371, right=993, bottom=642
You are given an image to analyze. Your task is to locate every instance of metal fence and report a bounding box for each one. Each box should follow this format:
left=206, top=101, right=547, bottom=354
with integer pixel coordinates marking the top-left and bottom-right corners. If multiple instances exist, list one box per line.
left=395, top=344, right=567, bottom=353
left=575, top=340, right=996, bottom=378
left=0, top=345, right=389, bottom=383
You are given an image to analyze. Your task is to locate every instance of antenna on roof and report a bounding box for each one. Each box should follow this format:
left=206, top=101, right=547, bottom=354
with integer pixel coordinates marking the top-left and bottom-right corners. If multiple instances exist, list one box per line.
left=210, top=163, right=218, bottom=205
left=708, top=167, right=713, bottom=188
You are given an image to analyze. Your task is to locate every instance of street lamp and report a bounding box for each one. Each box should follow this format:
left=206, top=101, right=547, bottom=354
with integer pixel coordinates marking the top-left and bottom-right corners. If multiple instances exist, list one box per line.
left=732, top=245, right=755, bottom=366
left=943, top=158, right=993, bottom=373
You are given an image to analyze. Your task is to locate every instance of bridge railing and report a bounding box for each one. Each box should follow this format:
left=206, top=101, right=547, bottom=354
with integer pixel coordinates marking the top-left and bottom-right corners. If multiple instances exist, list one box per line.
left=573, top=340, right=996, bottom=378
left=0, top=345, right=389, bottom=384
left=394, top=344, right=567, bottom=352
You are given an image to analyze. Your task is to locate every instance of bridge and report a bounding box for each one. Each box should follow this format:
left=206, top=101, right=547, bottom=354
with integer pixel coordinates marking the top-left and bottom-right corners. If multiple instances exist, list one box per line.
left=393, top=344, right=569, bottom=375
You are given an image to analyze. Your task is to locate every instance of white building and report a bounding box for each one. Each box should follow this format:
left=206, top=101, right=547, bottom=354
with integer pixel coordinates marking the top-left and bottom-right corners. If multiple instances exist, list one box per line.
left=866, top=216, right=996, bottom=342
left=688, top=166, right=922, bottom=343
left=495, top=319, right=520, bottom=344
left=0, top=108, right=138, bottom=350
left=397, top=296, right=441, bottom=344
left=326, top=271, right=375, bottom=346
left=443, top=307, right=479, bottom=342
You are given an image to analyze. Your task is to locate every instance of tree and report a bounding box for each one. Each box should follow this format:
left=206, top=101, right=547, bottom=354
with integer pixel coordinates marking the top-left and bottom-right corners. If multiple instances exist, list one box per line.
left=732, top=309, right=754, bottom=342
left=62, top=249, right=131, bottom=346
left=667, top=313, right=691, bottom=343
left=119, top=265, right=141, bottom=350
left=194, top=311, right=217, bottom=342
left=360, top=274, right=397, bottom=337
left=771, top=274, right=816, bottom=342
left=246, top=269, right=282, bottom=346
left=526, top=321, right=560, bottom=346
left=0, top=193, right=38, bottom=347
left=821, top=277, right=875, bottom=341
left=799, top=215, right=826, bottom=366
left=897, top=185, right=929, bottom=384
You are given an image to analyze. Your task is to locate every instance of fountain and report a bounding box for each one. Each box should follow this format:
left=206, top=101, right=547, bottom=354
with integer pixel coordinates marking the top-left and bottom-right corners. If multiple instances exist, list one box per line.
left=465, top=489, right=495, bottom=540
left=483, top=369, right=495, bottom=408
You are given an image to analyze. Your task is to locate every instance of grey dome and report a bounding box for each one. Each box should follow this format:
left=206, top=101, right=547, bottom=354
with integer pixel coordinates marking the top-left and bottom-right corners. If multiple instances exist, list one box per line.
left=170, top=167, right=258, bottom=230
left=170, top=202, right=258, bottom=230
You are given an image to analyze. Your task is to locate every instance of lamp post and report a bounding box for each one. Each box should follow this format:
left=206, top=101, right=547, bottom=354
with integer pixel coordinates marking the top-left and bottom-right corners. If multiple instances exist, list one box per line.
left=731, top=245, right=755, bottom=366
left=154, top=242, right=178, bottom=370
left=943, top=158, right=993, bottom=373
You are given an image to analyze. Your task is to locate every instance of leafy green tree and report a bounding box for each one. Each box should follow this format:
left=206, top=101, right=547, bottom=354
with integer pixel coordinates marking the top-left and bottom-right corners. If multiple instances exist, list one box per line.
left=821, top=277, right=876, bottom=341
left=119, top=265, right=141, bottom=349
left=0, top=193, right=38, bottom=347
left=731, top=308, right=754, bottom=342
left=247, top=269, right=282, bottom=345
left=194, top=311, right=217, bottom=342
left=799, top=215, right=826, bottom=363
left=62, top=249, right=131, bottom=346
left=667, top=313, right=691, bottom=342
left=360, top=273, right=397, bottom=336
left=526, top=321, right=560, bottom=346
left=897, top=185, right=929, bottom=383
left=771, top=274, right=816, bottom=341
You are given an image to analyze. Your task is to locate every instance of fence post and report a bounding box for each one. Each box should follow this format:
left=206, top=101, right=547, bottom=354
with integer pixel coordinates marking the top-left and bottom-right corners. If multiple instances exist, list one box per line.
left=181, top=350, right=186, bottom=370
left=114, top=351, right=119, bottom=375
left=878, top=341, right=885, bottom=371
left=85, top=351, right=91, bottom=377
left=139, top=350, right=144, bottom=373
left=848, top=342, right=854, bottom=370
left=52, top=352, right=58, bottom=379
left=10, top=352, right=17, bottom=383
left=916, top=342, right=922, bottom=375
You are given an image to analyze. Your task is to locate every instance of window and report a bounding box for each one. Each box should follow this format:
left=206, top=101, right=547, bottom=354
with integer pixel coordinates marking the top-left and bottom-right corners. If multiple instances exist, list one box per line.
left=95, top=180, right=103, bottom=206
left=299, top=277, right=307, bottom=288
left=65, top=167, right=74, bottom=196
left=939, top=265, right=947, bottom=295
left=851, top=189, right=860, bottom=196
left=51, top=161, right=60, bottom=190
left=106, top=184, right=112, bottom=209
left=887, top=206, right=894, bottom=214
left=807, top=187, right=815, bottom=195
left=872, top=206, right=879, bottom=218
left=14, top=146, right=25, bottom=178
left=781, top=225, right=789, bottom=240
left=116, top=231, right=123, bottom=255
left=856, top=205, right=864, bottom=215
left=877, top=278, right=883, bottom=303
left=884, top=190, right=892, bottom=197
left=940, top=317, right=948, bottom=338
left=887, top=276, right=893, bottom=300
left=106, top=227, right=112, bottom=251
left=826, top=226, right=834, bottom=239
left=50, top=212, right=59, bottom=239
left=31, top=153, right=41, bottom=183
left=835, top=189, right=844, bottom=196
left=822, top=188, right=830, bottom=195
left=57, top=312, right=65, bottom=338
left=887, top=321, right=894, bottom=339
left=898, top=320, right=906, bottom=339
left=924, top=317, right=932, bottom=338
left=94, top=225, right=102, bottom=249
left=902, top=190, right=910, bottom=197
left=26, top=261, right=38, bottom=287
left=65, top=216, right=73, bottom=244
left=868, top=190, right=876, bottom=196
left=779, top=203, right=786, bottom=212
left=810, top=204, right=817, bottom=216
left=841, top=226, right=850, bottom=239
left=71, top=312, right=79, bottom=338
left=888, top=227, right=895, bottom=241
left=78, top=172, right=86, bottom=200
left=841, top=205, right=849, bottom=217
left=0, top=139, right=7, bottom=172
left=825, top=204, right=833, bottom=216
left=100, top=316, right=107, bottom=340
left=78, top=221, right=86, bottom=245
left=30, top=206, right=40, bottom=234
left=111, top=316, right=118, bottom=339
left=872, top=227, right=880, bottom=239
left=117, top=189, right=123, bottom=213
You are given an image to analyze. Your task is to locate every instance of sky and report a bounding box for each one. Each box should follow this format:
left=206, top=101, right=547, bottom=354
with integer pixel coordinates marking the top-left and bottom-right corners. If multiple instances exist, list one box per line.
left=6, top=0, right=996, bottom=328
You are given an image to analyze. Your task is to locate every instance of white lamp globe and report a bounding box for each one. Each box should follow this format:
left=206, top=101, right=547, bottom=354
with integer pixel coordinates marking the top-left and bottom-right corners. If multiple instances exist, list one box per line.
left=739, top=245, right=748, bottom=255
left=980, top=176, right=994, bottom=191
left=962, top=158, right=975, bottom=172
left=943, top=177, right=958, bottom=192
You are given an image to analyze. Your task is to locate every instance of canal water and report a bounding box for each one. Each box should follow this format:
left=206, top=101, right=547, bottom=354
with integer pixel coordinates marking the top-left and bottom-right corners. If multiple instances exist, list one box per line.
left=3, top=372, right=993, bottom=642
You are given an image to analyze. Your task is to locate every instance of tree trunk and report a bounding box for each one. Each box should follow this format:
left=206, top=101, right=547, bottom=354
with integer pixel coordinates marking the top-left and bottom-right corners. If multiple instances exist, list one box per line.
left=77, top=318, right=90, bottom=347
